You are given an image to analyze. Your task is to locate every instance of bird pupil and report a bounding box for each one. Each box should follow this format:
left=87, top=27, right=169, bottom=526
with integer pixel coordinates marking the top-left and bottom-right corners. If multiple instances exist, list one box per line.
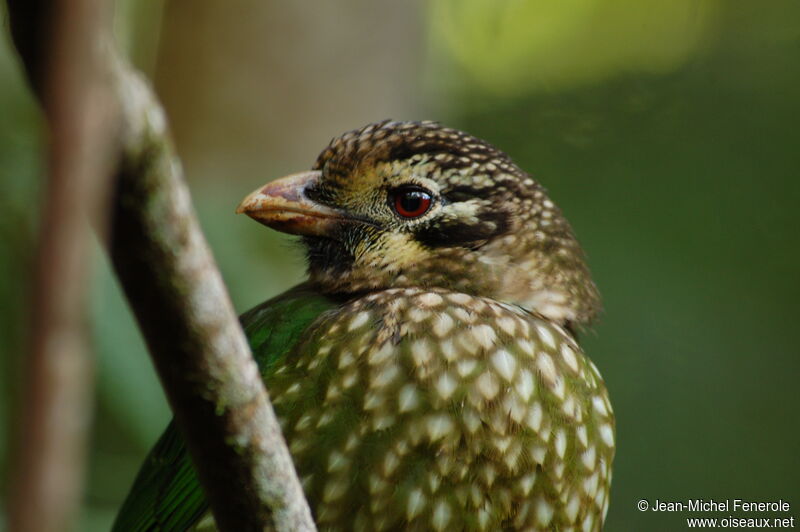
left=401, top=193, right=422, bottom=212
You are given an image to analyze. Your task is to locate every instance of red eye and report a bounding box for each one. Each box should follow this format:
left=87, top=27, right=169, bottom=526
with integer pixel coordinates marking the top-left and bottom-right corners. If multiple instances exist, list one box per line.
left=393, top=188, right=433, bottom=218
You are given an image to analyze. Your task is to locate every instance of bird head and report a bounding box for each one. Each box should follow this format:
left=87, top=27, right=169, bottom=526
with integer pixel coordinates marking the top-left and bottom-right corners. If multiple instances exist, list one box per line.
left=238, top=120, right=600, bottom=326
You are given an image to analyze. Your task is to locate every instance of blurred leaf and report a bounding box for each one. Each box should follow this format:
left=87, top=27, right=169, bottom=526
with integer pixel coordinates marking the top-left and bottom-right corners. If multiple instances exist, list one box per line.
left=429, top=0, right=720, bottom=94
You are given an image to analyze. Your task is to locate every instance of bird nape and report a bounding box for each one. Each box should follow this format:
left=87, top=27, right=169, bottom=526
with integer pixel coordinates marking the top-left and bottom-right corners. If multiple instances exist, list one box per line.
left=113, top=120, right=614, bottom=532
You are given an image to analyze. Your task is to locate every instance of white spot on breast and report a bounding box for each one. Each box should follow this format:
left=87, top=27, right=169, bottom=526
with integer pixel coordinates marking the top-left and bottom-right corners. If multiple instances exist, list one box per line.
left=496, top=316, right=517, bottom=336
left=327, top=450, right=349, bottom=473
left=565, top=491, right=581, bottom=522
left=426, top=414, right=455, bottom=441
left=456, top=358, right=477, bottom=377
left=471, top=324, right=497, bottom=350
left=425, top=472, right=441, bottom=494
left=491, top=349, right=517, bottom=381
left=536, top=353, right=558, bottom=385
left=406, top=488, right=426, bottom=520
left=599, top=423, right=615, bottom=447
left=536, top=497, right=554, bottom=527
left=435, top=372, right=458, bottom=400
left=561, top=343, right=579, bottom=372
left=322, top=478, right=348, bottom=503
left=539, top=422, right=551, bottom=443
left=440, top=338, right=457, bottom=361
left=462, top=408, right=481, bottom=434
left=363, top=391, right=385, bottom=411
left=371, top=364, right=400, bottom=389
left=448, top=293, right=472, bottom=305
left=289, top=437, right=309, bottom=454
left=594, top=486, right=606, bottom=511
left=295, top=414, right=313, bottom=432
left=551, top=376, right=566, bottom=400
left=344, top=433, right=359, bottom=452
left=317, top=344, right=332, bottom=357
left=503, top=442, right=523, bottom=472
left=409, top=307, right=431, bottom=323
left=417, top=292, right=443, bottom=307
left=452, top=307, right=473, bottom=324
left=411, top=339, right=432, bottom=366
left=382, top=450, right=400, bottom=476
left=576, top=425, right=588, bottom=447
left=477, top=508, right=491, bottom=530
left=582, top=513, right=595, bottom=532
left=553, top=462, right=565, bottom=480
left=592, top=395, right=609, bottom=417
left=337, top=350, right=355, bottom=369
left=368, top=473, right=387, bottom=495
left=589, top=360, right=603, bottom=380
left=468, top=484, right=482, bottom=507
left=518, top=472, right=536, bottom=496
left=398, top=384, right=420, bottom=413
left=325, top=384, right=341, bottom=401
left=583, top=472, right=599, bottom=497
left=341, top=371, right=358, bottom=389
left=372, top=414, right=395, bottom=431
left=316, top=411, right=333, bottom=429
left=492, top=435, right=512, bottom=454
left=437, top=453, right=455, bottom=476
left=307, top=356, right=322, bottom=371
left=581, top=445, right=597, bottom=470
left=433, top=312, right=454, bottom=337
left=476, top=371, right=500, bottom=400
left=554, top=429, right=567, bottom=458
left=526, top=401, right=544, bottom=432
left=562, top=394, right=576, bottom=418
left=348, top=311, right=370, bottom=331
left=458, top=332, right=480, bottom=356
left=432, top=500, right=452, bottom=531
left=368, top=342, right=393, bottom=366
left=517, top=338, right=534, bottom=357
left=504, top=393, right=527, bottom=423
left=537, top=325, right=557, bottom=349
left=480, top=463, right=497, bottom=486
left=515, top=369, right=535, bottom=401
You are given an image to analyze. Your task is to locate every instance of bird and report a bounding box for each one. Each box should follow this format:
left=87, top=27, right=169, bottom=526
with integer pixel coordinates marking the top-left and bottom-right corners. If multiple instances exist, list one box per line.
left=113, top=120, right=614, bottom=531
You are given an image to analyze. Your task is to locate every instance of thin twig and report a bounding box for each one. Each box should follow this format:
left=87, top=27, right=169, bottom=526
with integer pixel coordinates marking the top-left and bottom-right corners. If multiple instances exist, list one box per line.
left=6, top=1, right=316, bottom=530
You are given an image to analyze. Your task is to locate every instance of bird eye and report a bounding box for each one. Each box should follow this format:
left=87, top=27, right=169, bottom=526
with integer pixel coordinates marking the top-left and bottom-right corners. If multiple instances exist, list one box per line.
left=391, top=188, right=433, bottom=219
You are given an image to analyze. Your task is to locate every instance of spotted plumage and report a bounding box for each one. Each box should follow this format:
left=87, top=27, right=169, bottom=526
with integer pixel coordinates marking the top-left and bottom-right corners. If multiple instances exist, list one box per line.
left=113, top=120, right=614, bottom=532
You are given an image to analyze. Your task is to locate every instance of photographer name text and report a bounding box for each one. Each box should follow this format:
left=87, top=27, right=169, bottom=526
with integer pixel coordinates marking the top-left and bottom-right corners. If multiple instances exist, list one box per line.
left=650, top=499, right=791, bottom=513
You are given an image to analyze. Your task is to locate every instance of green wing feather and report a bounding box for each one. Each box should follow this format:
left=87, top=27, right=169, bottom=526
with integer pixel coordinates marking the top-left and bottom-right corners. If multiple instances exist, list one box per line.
left=111, top=283, right=339, bottom=532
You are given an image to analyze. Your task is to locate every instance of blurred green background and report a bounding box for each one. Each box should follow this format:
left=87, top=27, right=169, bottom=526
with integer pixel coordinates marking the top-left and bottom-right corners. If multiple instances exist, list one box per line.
left=1, top=1, right=798, bottom=530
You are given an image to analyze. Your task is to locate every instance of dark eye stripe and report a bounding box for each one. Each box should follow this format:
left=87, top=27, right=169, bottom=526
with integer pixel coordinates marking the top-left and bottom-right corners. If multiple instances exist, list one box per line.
left=415, top=210, right=511, bottom=250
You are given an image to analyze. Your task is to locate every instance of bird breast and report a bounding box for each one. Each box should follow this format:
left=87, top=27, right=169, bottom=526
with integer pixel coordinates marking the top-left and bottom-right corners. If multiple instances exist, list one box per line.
left=265, top=287, right=614, bottom=531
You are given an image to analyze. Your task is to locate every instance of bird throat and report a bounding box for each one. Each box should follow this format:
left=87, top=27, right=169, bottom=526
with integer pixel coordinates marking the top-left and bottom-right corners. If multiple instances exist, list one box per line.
left=305, top=229, right=600, bottom=329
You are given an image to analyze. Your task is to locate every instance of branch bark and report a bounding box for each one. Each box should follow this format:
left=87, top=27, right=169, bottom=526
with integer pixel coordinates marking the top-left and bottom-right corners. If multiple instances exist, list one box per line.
left=6, top=1, right=316, bottom=531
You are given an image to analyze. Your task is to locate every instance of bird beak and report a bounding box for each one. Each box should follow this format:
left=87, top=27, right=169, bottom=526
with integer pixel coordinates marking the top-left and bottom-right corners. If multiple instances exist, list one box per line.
left=236, top=170, right=340, bottom=236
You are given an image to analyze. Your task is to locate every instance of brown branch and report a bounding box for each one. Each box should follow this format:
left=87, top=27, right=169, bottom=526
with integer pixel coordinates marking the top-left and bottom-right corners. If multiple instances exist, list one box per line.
left=6, top=1, right=316, bottom=531
left=6, top=1, right=117, bottom=531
